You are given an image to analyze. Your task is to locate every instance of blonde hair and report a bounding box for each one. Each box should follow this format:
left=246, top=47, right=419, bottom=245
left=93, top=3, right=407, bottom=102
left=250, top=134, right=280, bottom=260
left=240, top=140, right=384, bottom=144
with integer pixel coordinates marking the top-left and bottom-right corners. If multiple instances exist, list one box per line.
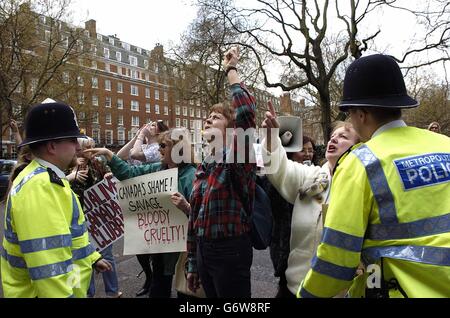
left=331, top=121, right=361, bottom=143
left=158, top=128, right=195, bottom=164
left=78, top=137, right=95, bottom=149
left=428, top=122, right=441, bottom=132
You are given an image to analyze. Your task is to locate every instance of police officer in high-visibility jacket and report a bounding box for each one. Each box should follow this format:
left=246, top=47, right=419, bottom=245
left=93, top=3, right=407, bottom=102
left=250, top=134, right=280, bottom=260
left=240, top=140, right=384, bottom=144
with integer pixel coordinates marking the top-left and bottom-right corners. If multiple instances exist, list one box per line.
left=298, top=54, right=450, bottom=298
left=1, top=100, right=112, bottom=298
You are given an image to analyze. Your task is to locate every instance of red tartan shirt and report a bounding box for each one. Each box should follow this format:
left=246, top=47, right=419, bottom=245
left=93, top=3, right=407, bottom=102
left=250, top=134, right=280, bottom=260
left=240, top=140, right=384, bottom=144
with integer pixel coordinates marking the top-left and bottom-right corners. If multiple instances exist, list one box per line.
left=187, top=82, right=257, bottom=273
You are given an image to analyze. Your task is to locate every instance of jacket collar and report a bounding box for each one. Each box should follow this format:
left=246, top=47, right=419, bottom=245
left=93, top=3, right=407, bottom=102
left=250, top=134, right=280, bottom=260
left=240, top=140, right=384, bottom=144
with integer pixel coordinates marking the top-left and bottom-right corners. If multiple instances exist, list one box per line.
left=35, top=158, right=67, bottom=179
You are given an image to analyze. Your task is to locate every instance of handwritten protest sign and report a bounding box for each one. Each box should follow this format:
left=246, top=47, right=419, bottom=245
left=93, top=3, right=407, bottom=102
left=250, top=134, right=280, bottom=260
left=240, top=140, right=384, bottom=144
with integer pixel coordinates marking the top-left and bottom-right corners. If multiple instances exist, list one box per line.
left=84, top=176, right=124, bottom=252
left=116, top=168, right=188, bottom=255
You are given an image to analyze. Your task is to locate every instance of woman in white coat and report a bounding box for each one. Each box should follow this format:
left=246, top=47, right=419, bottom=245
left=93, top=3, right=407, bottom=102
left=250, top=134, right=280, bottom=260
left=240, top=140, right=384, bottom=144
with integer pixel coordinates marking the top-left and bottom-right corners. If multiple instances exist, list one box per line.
left=262, top=106, right=360, bottom=298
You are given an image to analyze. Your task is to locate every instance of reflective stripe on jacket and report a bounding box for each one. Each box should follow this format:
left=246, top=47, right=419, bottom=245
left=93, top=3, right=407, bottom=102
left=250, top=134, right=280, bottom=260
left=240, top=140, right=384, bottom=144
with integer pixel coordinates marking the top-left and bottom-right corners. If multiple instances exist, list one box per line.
left=298, top=126, right=450, bottom=298
left=1, top=160, right=101, bottom=298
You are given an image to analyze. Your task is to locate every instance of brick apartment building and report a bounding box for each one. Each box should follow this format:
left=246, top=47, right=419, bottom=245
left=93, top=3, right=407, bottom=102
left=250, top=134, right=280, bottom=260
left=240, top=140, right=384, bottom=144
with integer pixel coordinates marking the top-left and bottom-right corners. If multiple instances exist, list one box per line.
left=2, top=17, right=307, bottom=159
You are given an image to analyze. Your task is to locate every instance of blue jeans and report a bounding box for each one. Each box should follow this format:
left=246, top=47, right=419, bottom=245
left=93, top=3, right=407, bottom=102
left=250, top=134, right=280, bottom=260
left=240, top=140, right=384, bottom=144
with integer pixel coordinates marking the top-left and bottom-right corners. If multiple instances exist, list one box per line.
left=88, top=244, right=119, bottom=297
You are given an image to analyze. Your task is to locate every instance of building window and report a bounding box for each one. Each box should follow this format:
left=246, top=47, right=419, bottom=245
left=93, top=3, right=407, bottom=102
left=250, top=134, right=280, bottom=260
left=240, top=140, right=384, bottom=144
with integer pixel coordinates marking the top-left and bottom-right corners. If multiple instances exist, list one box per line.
left=144, top=60, right=149, bottom=69
left=91, top=77, right=98, bottom=88
left=122, top=42, right=130, bottom=51
left=63, top=72, right=70, bottom=84
left=132, top=116, right=139, bottom=127
left=105, top=64, right=110, bottom=72
left=109, top=37, right=114, bottom=45
left=190, top=120, right=194, bottom=129
left=97, top=34, right=102, bottom=41
left=117, top=82, right=123, bottom=93
left=105, top=79, right=111, bottom=91
left=105, top=97, right=112, bottom=108
left=182, top=106, right=188, bottom=116
left=116, top=51, right=122, bottom=61
left=105, top=130, right=113, bottom=145
left=92, top=129, right=100, bottom=144
left=117, top=98, right=124, bottom=109
left=175, top=106, right=180, bottom=115
left=92, top=60, right=97, bottom=69
left=92, top=112, right=99, bottom=124
left=155, top=64, right=159, bottom=73
left=131, top=100, right=139, bottom=111
left=106, top=113, right=112, bottom=125
left=202, top=110, right=207, bottom=119
left=190, top=108, right=195, bottom=117
left=164, top=106, right=169, bottom=116
left=146, top=103, right=151, bottom=113
left=164, top=91, right=168, bottom=101
left=77, top=76, right=84, bottom=87
left=183, top=119, right=188, bottom=128
left=129, top=55, right=138, bottom=66
left=155, top=105, right=160, bottom=114
left=131, top=70, right=139, bottom=79
left=154, top=89, right=160, bottom=100
left=145, top=88, right=151, bottom=98
left=118, top=130, right=125, bottom=145
left=78, top=92, right=85, bottom=105
left=131, top=85, right=139, bottom=96
left=79, top=112, right=86, bottom=120
left=175, top=118, right=181, bottom=128
left=92, top=95, right=98, bottom=106
left=196, top=109, right=201, bottom=118
left=104, top=47, right=110, bottom=59
left=44, top=30, right=51, bottom=42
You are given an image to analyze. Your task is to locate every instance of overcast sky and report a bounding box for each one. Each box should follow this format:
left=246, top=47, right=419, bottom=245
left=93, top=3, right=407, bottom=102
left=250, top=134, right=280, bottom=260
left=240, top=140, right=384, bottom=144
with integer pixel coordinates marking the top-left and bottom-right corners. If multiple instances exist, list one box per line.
left=71, top=0, right=197, bottom=51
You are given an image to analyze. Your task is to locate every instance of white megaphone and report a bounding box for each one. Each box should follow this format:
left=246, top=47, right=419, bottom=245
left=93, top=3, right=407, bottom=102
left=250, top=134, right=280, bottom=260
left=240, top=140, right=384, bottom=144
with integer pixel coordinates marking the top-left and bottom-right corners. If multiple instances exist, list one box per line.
left=278, top=116, right=303, bottom=153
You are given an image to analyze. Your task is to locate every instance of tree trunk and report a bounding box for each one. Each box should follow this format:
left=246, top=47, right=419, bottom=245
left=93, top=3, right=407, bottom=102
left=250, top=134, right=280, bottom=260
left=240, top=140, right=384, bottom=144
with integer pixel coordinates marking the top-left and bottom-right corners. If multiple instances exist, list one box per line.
left=319, top=90, right=332, bottom=144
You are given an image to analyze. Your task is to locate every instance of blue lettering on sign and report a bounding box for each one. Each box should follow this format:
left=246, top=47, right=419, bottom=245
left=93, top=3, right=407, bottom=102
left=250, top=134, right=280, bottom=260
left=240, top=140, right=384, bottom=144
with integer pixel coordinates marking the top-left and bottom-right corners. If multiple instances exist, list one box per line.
left=394, top=153, right=450, bottom=190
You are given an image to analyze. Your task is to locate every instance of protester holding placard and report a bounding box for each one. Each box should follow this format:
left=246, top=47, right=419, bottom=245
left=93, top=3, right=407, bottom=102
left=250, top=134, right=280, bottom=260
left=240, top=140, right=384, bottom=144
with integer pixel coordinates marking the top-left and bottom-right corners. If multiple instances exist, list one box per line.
left=86, top=128, right=197, bottom=298
left=69, top=137, right=122, bottom=298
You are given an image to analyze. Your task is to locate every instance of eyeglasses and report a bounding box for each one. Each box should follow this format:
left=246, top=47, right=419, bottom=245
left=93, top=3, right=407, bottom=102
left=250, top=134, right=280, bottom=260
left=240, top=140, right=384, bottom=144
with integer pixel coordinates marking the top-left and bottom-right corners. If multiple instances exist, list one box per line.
left=159, top=143, right=167, bottom=149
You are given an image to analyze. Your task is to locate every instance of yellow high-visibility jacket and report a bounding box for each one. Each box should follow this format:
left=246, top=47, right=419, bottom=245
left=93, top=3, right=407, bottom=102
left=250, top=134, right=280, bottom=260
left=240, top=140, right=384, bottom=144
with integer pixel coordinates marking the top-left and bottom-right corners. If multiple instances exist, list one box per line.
left=298, top=126, right=450, bottom=298
left=1, top=160, right=101, bottom=298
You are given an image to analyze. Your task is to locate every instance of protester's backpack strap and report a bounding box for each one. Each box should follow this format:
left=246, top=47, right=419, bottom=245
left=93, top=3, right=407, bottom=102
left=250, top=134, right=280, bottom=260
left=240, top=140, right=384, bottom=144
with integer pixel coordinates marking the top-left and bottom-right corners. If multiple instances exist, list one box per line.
left=251, top=183, right=273, bottom=250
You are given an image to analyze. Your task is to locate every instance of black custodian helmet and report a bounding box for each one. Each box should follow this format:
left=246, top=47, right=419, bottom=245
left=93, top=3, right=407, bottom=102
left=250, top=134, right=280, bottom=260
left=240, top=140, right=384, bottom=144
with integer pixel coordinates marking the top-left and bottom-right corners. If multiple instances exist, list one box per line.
left=19, top=100, right=86, bottom=147
left=339, top=54, right=419, bottom=111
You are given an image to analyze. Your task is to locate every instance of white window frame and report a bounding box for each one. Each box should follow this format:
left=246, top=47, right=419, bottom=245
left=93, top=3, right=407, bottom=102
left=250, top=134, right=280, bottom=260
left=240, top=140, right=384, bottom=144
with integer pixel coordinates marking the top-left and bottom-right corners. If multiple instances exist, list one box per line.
left=164, top=106, right=169, bottom=116
left=105, top=96, right=112, bottom=108
left=92, top=77, right=98, bottom=89
left=146, top=103, right=151, bottom=113
left=105, top=130, right=113, bottom=145
left=105, top=113, right=112, bottom=125
left=155, top=104, right=160, bottom=114
left=175, top=118, right=181, bottom=128
left=105, top=79, right=111, bottom=91
left=175, top=106, right=180, bottom=115
left=145, top=88, right=151, bottom=98
left=155, top=89, right=160, bottom=100
left=104, top=47, right=110, bottom=59
left=117, top=129, right=125, bottom=145
left=129, top=55, right=138, bottom=66
left=117, top=98, right=124, bottom=109
left=164, top=91, right=168, bottom=101
left=118, top=115, right=124, bottom=126
left=131, top=100, right=140, bottom=112
left=117, top=82, right=123, bottom=93
left=131, top=85, right=139, bottom=96
left=116, top=51, right=122, bottom=62
left=132, top=116, right=140, bottom=127
left=92, top=95, right=98, bottom=106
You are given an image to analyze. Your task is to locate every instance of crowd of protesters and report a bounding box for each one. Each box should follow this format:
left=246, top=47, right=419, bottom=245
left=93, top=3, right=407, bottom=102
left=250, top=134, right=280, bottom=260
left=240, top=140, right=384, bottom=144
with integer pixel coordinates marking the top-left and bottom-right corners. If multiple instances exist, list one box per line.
left=1, top=47, right=449, bottom=298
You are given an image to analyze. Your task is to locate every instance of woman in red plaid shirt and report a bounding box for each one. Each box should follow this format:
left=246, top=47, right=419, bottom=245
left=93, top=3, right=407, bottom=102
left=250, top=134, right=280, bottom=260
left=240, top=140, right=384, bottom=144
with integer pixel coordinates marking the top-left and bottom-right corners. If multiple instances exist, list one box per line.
left=186, top=47, right=257, bottom=298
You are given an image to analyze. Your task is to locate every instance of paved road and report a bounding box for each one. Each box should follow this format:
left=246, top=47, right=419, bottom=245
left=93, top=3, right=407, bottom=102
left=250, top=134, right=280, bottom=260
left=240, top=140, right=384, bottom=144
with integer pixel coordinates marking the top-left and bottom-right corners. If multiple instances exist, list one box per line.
left=0, top=202, right=278, bottom=298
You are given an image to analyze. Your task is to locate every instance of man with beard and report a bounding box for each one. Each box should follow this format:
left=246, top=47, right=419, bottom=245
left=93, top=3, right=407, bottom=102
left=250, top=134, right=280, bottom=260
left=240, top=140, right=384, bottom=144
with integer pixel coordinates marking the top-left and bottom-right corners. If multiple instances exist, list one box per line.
left=1, top=100, right=111, bottom=298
